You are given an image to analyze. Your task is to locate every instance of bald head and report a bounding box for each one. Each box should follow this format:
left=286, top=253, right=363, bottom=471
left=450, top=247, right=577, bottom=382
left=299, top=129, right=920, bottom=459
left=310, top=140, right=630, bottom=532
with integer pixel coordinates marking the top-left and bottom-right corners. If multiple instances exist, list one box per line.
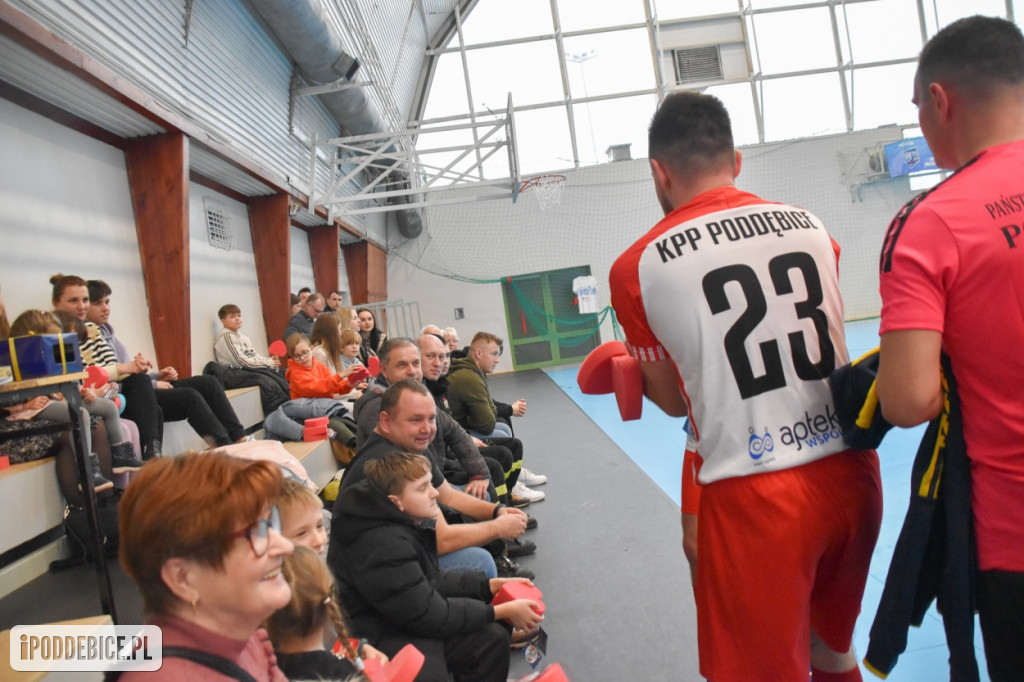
left=421, top=324, right=442, bottom=336
left=417, top=333, right=448, bottom=381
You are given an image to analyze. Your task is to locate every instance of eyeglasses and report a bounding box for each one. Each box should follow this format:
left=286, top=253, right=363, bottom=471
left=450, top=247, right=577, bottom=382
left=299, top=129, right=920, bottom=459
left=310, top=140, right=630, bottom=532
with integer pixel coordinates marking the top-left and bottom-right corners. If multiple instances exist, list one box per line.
left=294, top=349, right=312, bottom=359
left=230, top=506, right=281, bottom=557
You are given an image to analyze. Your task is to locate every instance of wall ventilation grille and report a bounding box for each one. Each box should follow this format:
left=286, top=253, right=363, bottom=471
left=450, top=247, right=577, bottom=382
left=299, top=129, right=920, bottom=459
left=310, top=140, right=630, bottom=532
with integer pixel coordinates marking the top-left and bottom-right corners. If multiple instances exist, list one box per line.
left=204, top=197, right=232, bottom=251
left=673, top=45, right=724, bottom=84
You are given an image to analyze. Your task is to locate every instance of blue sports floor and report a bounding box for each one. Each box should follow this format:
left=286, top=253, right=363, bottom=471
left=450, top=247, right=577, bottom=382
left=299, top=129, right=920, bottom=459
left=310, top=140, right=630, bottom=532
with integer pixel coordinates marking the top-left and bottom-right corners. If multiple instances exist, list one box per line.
left=544, top=318, right=991, bottom=682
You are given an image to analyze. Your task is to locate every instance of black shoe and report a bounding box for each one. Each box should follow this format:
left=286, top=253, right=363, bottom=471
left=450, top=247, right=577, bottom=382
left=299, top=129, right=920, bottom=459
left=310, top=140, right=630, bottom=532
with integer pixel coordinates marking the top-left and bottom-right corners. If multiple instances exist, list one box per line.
left=525, top=515, right=538, bottom=530
left=495, top=554, right=535, bottom=580
left=85, top=452, right=114, bottom=494
left=110, top=441, right=144, bottom=473
left=506, top=538, right=536, bottom=558
left=142, top=439, right=162, bottom=461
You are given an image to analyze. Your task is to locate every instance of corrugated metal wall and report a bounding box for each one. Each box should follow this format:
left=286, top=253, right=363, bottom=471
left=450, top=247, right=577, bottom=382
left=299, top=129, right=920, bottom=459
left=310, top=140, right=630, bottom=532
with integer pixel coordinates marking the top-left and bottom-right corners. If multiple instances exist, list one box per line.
left=7, top=0, right=361, bottom=223
left=318, top=0, right=433, bottom=245
left=7, top=0, right=450, bottom=244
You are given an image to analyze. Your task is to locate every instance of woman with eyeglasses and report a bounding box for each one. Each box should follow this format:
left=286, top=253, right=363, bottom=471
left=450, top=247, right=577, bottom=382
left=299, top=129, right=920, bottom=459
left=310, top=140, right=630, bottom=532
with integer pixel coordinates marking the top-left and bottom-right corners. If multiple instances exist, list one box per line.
left=118, top=452, right=293, bottom=681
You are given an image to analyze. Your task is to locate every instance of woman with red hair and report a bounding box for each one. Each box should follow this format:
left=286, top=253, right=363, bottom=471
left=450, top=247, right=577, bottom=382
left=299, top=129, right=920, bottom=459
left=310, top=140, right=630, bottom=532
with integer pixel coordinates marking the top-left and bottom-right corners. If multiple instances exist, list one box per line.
left=118, top=452, right=294, bottom=681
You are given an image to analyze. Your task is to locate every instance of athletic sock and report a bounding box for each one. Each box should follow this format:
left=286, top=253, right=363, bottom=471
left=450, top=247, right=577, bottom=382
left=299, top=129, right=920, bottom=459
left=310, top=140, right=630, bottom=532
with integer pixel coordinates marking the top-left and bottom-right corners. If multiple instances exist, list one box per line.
left=811, top=666, right=862, bottom=682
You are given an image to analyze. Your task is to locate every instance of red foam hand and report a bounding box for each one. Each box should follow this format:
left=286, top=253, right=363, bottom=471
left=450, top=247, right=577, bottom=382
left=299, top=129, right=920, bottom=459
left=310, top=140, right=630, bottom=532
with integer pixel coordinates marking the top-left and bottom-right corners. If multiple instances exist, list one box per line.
left=84, top=364, right=110, bottom=389
left=367, top=355, right=380, bottom=376
left=610, top=354, right=643, bottom=421
left=347, top=364, right=371, bottom=384
left=492, top=581, right=545, bottom=616
left=363, top=644, right=425, bottom=682
left=268, top=340, right=286, bottom=357
left=303, top=426, right=329, bottom=442
left=577, top=341, right=629, bottom=395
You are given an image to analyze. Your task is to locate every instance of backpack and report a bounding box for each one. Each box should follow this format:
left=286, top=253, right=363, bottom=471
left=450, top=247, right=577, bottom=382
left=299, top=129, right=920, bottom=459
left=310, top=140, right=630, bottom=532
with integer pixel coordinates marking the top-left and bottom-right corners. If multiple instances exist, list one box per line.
left=49, top=495, right=120, bottom=570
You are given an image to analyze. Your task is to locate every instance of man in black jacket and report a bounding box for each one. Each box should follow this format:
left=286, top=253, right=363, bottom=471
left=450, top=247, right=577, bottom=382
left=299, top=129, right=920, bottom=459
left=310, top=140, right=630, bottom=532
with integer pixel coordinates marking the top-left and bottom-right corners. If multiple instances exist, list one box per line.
left=328, top=380, right=530, bottom=580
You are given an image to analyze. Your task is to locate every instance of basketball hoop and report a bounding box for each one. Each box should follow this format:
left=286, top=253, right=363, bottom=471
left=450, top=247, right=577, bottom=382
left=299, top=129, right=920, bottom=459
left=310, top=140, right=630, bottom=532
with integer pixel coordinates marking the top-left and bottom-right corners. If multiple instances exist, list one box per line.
left=517, top=174, right=566, bottom=210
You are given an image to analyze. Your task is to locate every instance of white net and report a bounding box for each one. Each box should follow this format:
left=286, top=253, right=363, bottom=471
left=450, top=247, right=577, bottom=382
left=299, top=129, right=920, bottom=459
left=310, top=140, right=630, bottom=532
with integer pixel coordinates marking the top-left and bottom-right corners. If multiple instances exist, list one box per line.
left=519, top=174, right=566, bottom=211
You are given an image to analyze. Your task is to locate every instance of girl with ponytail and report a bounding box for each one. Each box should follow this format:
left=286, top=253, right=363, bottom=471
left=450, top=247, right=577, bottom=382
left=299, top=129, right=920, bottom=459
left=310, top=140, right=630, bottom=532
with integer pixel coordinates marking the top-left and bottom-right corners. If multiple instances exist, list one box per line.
left=266, top=546, right=389, bottom=681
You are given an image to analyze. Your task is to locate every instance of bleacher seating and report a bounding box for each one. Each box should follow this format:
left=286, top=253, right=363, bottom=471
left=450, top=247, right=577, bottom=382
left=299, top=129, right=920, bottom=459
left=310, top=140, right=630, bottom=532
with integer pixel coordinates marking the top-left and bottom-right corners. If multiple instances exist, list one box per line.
left=0, top=384, right=336, bottom=599
left=162, top=387, right=264, bottom=455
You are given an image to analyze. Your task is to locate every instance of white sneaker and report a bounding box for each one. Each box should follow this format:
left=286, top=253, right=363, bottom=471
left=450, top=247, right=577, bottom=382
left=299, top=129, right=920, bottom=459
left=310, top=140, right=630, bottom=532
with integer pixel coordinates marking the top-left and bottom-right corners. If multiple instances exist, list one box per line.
left=519, top=467, right=547, bottom=486
left=512, top=481, right=545, bottom=502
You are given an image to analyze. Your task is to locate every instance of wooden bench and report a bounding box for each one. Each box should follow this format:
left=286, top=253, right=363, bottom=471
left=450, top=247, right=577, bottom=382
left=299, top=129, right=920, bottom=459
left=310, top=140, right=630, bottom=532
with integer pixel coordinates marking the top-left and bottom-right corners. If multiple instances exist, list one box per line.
left=281, top=439, right=337, bottom=490
left=0, top=385, right=266, bottom=598
left=161, top=386, right=264, bottom=455
left=0, top=458, right=67, bottom=599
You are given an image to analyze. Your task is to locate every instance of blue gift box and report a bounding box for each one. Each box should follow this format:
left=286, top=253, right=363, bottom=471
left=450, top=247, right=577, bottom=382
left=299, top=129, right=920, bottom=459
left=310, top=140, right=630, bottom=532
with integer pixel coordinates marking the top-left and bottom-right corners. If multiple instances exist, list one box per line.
left=0, top=333, right=83, bottom=381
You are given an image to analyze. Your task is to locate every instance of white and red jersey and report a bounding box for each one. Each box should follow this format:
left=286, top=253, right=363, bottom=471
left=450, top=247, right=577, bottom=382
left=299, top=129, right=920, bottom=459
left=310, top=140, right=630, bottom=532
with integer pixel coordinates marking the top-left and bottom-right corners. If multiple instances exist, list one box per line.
left=610, top=186, right=849, bottom=484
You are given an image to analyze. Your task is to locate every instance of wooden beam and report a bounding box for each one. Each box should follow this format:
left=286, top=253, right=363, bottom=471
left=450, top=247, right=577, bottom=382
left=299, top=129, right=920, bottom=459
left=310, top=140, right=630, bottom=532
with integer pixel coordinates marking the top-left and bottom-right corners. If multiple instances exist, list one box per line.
left=365, top=241, right=388, bottom=302
left=249, top=194, right=291, bottom=345
left=124, top=133, right=191, bottom=374
left=308, top=224, right=340, bottom=297
left=342, top=241, right=388, bottom=305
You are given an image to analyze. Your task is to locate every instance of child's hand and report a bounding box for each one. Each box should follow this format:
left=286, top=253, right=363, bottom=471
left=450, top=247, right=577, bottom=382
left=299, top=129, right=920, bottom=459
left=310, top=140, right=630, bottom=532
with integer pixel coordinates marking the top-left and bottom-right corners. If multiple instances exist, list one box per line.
left=362, top=644, right=389, bottom=665
left=270, top=355, right=281, bottom=368
left=494, top=599, right=544, bottom=632
left=80, top=386, right=97, bottom=402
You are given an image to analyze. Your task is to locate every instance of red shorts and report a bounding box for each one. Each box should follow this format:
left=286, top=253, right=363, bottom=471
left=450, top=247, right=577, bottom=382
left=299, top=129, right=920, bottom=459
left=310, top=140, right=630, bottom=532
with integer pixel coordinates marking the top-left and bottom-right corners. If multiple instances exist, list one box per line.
left=695, top=449, right=882, bottom=682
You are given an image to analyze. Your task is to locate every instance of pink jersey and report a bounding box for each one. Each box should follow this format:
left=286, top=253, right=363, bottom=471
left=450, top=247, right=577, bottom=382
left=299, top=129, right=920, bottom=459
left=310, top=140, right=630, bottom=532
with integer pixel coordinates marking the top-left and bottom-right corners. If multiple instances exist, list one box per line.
left=879, top=140, right=1024, bottom=572
left=610, top=186, right=849, bottom=484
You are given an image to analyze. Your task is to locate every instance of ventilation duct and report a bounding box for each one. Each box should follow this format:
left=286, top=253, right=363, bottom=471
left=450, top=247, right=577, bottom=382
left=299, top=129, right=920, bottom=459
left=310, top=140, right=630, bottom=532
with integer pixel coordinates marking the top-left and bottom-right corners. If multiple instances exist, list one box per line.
left=248, top=0, right=422, bottom=238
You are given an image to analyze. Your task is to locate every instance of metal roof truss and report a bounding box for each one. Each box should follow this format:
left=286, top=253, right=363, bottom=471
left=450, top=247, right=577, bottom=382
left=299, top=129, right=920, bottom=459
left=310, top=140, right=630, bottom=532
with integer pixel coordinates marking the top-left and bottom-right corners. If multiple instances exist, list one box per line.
left=309, top=94, right=520, bottom=220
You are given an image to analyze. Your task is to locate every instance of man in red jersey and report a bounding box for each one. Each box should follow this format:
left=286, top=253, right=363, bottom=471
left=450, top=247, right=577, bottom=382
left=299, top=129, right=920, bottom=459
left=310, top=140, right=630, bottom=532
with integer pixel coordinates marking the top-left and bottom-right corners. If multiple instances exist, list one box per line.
left=876, top=16, right=1024, bottom=681
left=609, top=91, right=881, bottom=682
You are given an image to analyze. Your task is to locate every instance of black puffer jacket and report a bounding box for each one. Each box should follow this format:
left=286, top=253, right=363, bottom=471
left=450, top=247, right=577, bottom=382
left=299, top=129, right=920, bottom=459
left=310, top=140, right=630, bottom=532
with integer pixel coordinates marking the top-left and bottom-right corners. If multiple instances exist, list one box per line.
left=331, top=479, right=496, bottom=643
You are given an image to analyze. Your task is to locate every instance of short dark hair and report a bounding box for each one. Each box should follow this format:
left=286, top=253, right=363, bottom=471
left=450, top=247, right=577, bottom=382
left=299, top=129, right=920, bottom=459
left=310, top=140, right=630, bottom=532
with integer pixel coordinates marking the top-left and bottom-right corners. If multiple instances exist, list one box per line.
left=298, top=287, right=312, bottom=295
left=378, top=337, right=415, bottom=366
left=917, top=16, right=1024, bottom=100
left=86, top=279, right=112, bottom=302
left=218, top=304, right=241, bottom=319
left=648, top=92, right=735, bottom=177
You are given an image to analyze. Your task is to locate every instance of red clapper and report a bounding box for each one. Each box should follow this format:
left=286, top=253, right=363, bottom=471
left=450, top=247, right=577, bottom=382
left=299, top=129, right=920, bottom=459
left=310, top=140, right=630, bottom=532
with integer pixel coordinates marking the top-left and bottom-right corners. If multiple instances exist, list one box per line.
left=492, top=581, right=545, bottom=617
